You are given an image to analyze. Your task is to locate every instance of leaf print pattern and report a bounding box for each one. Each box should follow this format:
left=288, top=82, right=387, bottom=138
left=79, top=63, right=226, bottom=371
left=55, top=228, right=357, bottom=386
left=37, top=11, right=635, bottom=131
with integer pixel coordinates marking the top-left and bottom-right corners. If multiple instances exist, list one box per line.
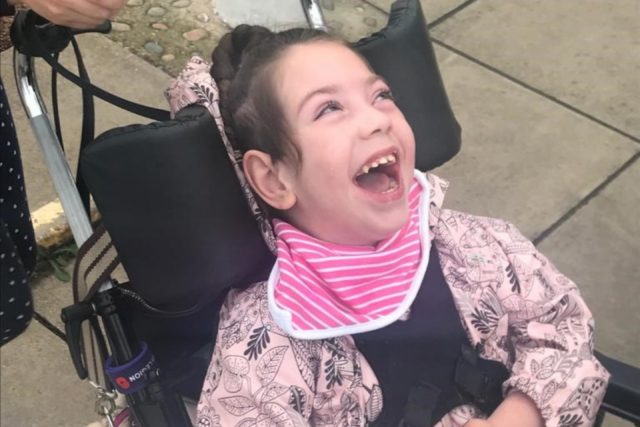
left=335, top=390, right=362, bottom=427
left=235, top=419, right=257, bottom=427
left=244, top=326, right=271, bottom=360
left=324, top=357, right=345, bottom=389
left=558, top=413, right=584, bottom=427
left=202, top=345, right=223, bottom=397
left=559, top=377, right=607, bottom=420
left=219, top=396, right=257, bottom=416
left=288, top=386, right=308, bottom=417
left=256, top=382, right=289, bottom=404
left=191, top=83, right=216, bottom=106
left=364, top=385, right=383, bottom=422
left=223, top=355, right=249, bottom=393
left=470, top=305, right=497, bottom=335
left=506, top=264, right=521, bottom=293
left=256, top=346, right=288, bottom=385
left=470, top=289, right=503, bottom=337
left=220, top=300, right=259, bottom=350
left=289, top=338, right=322, bottom=393
left=531, top=355, right=555, bottom=380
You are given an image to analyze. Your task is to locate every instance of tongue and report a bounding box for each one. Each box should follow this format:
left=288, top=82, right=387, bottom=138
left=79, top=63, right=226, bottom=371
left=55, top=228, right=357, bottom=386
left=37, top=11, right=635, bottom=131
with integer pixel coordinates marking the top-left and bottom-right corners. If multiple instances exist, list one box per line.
left=356, top=170, right=393, bottom=193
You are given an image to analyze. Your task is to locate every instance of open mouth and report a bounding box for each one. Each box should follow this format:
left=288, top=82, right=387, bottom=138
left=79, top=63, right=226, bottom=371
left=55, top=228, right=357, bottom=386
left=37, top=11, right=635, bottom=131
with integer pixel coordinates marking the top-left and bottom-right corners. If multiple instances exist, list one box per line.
left=354, top=151, right=401, bottom=194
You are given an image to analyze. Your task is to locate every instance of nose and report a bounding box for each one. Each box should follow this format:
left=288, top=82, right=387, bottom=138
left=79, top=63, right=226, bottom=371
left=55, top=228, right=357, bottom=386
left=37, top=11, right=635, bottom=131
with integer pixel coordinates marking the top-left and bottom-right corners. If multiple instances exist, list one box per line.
left=357, top=104, right=392, bottom=139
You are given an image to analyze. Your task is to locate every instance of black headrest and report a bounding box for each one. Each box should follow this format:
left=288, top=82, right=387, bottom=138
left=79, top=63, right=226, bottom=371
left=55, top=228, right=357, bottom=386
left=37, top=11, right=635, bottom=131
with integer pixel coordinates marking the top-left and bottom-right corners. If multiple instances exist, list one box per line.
left=354, top=0, right=460, bottom=169
left=81, top=0, right=460, bottom=309
left=82, top=106, right=274, bottom=308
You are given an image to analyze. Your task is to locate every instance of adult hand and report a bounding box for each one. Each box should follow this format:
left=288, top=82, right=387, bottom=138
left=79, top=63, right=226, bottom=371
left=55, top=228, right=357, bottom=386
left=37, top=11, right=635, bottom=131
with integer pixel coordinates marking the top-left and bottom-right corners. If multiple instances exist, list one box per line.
left=11, top=0, right=126, bottom=29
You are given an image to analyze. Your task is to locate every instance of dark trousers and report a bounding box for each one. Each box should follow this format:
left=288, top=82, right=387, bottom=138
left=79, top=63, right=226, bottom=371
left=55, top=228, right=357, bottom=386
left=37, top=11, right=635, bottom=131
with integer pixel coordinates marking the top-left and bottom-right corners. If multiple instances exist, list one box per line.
left=1, top=75, right=35, bottom=345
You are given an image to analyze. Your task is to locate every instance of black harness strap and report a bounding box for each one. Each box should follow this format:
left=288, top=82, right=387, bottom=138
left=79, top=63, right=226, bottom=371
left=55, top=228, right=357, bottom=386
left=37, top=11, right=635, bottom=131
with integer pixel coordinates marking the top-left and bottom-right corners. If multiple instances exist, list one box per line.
left=44, top=35, right=171, bottom=216
left=71, top=37, right=94, bottom=215
left=40, top=52, right=171, bottom=122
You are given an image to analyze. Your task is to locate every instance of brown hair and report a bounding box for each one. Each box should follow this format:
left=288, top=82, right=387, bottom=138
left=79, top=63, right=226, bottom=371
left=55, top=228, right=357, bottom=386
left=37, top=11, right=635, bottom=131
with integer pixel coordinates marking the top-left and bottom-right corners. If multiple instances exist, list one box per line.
left=210, top=25, right=342, bottom=165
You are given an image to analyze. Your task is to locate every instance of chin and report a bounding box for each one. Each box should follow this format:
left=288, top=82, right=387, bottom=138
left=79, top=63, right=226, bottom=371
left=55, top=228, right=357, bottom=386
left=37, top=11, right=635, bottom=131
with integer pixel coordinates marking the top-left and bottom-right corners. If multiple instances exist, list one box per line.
left=370, top=211, right=411, bottom=242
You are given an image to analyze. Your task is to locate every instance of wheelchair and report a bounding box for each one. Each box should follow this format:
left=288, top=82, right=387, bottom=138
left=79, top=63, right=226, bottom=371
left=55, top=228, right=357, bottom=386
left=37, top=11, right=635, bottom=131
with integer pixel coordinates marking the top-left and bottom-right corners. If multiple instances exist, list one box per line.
left=10, top=0, right=640, bottom=425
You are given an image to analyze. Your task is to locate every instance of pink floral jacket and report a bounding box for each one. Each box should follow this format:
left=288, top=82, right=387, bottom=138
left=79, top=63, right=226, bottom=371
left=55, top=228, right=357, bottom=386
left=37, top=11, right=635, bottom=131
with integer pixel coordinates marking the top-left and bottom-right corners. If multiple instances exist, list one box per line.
left=197, top=173, right=609, bottom=427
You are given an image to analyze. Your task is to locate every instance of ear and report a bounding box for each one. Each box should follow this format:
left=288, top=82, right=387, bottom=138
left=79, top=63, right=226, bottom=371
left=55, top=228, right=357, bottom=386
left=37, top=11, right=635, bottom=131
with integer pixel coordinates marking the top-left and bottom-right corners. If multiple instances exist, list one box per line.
left=243, top=150, right=296, bottom=210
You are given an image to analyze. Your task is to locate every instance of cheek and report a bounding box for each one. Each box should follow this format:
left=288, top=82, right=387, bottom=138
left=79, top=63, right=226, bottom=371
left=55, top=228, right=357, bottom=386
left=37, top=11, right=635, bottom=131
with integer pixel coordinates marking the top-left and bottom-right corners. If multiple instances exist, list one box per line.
left=398, top=121, right=416, bottom=159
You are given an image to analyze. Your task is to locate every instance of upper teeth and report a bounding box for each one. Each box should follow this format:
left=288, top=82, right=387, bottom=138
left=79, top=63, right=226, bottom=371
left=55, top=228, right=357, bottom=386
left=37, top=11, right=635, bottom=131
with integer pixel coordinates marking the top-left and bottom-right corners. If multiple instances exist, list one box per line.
left=360, top=153, right=397, bottom=175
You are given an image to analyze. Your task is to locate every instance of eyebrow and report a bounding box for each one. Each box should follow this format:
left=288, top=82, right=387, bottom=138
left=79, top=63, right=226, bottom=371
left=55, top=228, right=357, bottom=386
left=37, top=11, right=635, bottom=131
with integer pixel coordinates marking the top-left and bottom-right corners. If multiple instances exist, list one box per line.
left=296, top=75, right=387, bottom=115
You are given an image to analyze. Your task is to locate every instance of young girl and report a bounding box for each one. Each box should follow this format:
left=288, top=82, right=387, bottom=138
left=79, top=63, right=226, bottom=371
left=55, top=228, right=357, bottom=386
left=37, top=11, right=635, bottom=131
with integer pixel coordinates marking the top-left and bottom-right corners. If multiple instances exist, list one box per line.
left=176, top=25, right=609, bottom=427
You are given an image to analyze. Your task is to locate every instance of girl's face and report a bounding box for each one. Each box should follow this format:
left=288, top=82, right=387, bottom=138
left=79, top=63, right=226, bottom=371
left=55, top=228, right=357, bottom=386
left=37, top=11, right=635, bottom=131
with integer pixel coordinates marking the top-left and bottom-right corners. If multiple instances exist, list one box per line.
left=274, top=41, right=416, bottom=246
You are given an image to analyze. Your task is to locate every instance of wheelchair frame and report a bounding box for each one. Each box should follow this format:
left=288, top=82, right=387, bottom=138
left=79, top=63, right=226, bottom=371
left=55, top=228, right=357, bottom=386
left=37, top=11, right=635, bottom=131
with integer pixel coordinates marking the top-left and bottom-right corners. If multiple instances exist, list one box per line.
left=11, top=0, right=640, bottom=426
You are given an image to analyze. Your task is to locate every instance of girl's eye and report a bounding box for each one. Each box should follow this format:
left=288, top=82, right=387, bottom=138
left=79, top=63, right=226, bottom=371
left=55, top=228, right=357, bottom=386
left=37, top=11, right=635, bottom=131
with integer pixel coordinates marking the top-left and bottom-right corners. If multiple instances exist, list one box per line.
left=315, top=100, right=342, bottom=120
left=375, top=89, right=394, bottom=102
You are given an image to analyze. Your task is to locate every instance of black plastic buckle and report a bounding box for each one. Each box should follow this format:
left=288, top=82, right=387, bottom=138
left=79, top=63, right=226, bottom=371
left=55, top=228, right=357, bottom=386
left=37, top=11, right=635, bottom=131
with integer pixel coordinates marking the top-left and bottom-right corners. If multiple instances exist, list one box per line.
left=402, top=381, right=440, bottom=427
left=454, top=344, right=509, bottom=414
left=455, top=344, right=490, bottom=402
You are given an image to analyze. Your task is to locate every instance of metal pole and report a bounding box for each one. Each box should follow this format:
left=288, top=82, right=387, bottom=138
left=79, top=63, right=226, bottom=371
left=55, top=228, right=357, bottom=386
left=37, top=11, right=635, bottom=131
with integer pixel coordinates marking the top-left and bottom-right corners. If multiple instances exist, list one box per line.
left=13, top=50, right=112, bottom=387
left=13, top=52, right=96, bottom=245
left=301, top=0, right=328, bottom=30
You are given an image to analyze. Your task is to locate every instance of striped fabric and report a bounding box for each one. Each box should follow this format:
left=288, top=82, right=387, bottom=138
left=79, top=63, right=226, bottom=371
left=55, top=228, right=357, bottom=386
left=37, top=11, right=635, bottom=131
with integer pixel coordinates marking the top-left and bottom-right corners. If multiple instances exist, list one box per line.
left=269, top=172, right=431, bottom=339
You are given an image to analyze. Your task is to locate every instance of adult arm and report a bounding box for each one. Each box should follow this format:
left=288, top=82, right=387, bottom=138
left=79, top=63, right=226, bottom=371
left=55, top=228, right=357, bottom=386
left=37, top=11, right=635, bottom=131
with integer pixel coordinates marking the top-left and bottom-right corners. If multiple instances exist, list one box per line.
left=4, top=0, right=125, bottom=29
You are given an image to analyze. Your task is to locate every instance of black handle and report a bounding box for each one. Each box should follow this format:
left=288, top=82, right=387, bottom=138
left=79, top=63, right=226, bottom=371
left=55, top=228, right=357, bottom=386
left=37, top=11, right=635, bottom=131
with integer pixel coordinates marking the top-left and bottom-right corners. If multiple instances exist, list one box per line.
left=60, top=302, right=95, bottom=379
left=10, top=9, right=111, bottom=57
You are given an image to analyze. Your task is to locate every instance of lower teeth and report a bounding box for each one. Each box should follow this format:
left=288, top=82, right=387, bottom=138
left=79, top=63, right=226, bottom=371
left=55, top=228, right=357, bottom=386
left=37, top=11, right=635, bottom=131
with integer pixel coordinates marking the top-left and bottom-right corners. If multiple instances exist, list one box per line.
left=383, top=178, right=398, bottom=193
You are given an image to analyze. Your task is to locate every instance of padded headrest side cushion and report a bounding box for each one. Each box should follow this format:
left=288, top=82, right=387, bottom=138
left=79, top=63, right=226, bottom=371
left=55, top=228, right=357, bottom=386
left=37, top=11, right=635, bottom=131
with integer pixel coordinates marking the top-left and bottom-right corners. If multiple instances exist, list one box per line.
left=83, top=107, right=274, bottom=307
left=353, top=0, right=461, bottom=170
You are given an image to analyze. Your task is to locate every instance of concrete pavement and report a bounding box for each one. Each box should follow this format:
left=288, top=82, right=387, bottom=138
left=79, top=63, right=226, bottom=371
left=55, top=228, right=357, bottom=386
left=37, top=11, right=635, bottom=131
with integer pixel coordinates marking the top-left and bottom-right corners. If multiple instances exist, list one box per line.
left=1, top=0, right=638, bottom=425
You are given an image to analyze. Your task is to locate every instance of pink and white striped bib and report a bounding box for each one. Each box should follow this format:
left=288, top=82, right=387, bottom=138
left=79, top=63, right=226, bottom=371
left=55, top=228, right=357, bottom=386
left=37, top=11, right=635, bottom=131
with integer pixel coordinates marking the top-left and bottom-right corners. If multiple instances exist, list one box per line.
left=267, top=170, right=432, bottom=340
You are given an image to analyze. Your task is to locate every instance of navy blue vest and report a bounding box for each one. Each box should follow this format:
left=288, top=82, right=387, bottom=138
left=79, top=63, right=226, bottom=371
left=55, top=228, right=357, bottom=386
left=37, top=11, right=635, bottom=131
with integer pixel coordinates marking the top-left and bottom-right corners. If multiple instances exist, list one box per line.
left=353, top=245, right=508, bottom=426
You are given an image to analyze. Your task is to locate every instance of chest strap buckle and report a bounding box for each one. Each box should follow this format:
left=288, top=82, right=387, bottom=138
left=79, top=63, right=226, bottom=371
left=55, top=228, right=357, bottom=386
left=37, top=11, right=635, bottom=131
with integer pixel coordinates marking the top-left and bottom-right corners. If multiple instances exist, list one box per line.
left=454, top=344, right=509, bottom=415
left=401, top=381, right=440, bottom=427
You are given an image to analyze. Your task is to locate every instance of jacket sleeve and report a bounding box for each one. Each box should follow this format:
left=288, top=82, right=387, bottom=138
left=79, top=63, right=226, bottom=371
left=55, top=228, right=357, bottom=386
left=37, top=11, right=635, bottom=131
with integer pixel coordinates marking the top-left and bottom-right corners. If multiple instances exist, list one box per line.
left=196, top=285, right=315, bottom=426
left=489, top=221, right=610, bottom=427
left=196, top=283, right=382, bottom=426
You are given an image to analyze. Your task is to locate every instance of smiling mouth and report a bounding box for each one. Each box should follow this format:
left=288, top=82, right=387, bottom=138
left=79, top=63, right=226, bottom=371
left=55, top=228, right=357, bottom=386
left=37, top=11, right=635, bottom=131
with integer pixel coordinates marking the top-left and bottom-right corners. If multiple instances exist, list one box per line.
left=354, top=151, right=400, bottom=194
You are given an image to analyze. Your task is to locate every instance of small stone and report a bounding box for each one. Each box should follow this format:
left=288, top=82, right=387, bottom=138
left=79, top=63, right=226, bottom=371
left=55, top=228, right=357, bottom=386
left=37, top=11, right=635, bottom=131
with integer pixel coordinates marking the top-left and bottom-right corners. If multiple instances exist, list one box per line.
left=144, top=41, right=164, bottom=55
left=171, top=0, right=190, bottom=7
left=355, top=5, right=364, bottom=13
left=197, top=13, right=209, bottom=23
left=161, top=54, right=175, bottom=62
left=182, top=28, right=208, bottom=42
left=151, top=22, right=169, bottom=30
left=127, top=0, right=143, bottom=6
left=363, top=17, right=377, bottom=28
left=111, top=22, right=131, bottom=32
left=147, top=6, right=166, bottom=17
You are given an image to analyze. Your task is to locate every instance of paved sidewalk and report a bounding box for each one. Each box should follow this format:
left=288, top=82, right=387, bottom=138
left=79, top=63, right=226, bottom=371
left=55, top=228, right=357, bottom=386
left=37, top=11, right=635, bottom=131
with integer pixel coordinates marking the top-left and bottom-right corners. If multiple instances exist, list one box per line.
left=1, top=0, right=638, bottom=426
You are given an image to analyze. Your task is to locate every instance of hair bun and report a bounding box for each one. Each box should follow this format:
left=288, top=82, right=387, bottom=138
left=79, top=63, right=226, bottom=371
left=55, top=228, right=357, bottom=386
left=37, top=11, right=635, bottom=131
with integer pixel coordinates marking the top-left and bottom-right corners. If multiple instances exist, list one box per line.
left=211, top=25, right=272, bottom=87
